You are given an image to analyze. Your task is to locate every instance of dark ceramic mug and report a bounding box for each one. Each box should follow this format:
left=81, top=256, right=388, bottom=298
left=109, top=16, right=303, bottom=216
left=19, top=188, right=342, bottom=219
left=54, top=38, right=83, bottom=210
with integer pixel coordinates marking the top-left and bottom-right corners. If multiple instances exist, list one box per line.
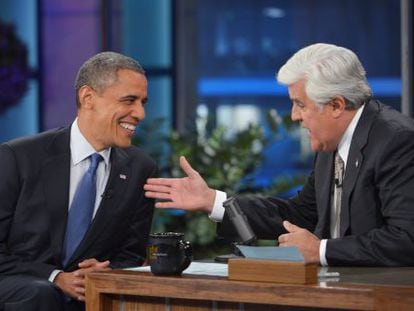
left=147, top=232, right=193, bottom=275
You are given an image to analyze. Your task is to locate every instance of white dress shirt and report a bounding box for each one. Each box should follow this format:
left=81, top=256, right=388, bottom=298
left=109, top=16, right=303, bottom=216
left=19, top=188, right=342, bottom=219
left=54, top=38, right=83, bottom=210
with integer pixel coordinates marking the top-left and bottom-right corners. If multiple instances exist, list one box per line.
left=69, top=119, right=111, bottom=217
left=209, top=105, right=365, bottom=266
left=319, top=105, right=364, bottom=265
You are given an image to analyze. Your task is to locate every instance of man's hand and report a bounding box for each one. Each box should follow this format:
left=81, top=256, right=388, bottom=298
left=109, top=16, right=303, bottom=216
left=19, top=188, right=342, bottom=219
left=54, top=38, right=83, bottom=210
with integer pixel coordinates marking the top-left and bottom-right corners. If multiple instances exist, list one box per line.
left=54, top=271, right=85, bottom=301
left=54, top=259, right=111, bottom=301
left=144, top=156, right=216, bottom=213
left=76, top=258, right=111, bottom=277
left=278, top=221, right=320, bottom=264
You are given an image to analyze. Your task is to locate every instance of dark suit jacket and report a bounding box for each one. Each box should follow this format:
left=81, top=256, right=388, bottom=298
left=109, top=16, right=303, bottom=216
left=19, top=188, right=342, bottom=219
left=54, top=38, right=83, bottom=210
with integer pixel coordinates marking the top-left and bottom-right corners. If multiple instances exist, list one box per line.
left=0, top=126, right=157, bottom=279
left=219, top=100, right=414, bottom=266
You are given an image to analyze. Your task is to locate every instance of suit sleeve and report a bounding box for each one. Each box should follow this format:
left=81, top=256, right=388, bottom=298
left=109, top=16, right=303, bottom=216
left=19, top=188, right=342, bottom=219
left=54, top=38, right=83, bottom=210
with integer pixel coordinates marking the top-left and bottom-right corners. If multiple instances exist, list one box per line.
left=327, top=130, right=414, bottom=266
left=0, top=144, right=56, bottom=278
left=217, top=171, right=318, bottom=241
left=109, top=162, right=158, bottom=269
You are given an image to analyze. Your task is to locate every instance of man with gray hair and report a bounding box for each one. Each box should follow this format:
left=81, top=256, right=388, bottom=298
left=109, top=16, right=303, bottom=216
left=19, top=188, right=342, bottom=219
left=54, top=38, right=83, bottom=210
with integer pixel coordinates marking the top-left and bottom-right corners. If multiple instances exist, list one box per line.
left=0, top=51, right=157, bottom=310
left=145, top=43, right=414, bottom=267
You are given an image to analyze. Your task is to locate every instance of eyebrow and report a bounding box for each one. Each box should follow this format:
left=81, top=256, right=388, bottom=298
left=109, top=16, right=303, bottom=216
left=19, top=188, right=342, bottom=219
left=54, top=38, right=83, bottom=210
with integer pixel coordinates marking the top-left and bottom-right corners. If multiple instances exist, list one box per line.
left=120, top=95, right=138, bottom=101
left=120, top=94, right=148, bottom=104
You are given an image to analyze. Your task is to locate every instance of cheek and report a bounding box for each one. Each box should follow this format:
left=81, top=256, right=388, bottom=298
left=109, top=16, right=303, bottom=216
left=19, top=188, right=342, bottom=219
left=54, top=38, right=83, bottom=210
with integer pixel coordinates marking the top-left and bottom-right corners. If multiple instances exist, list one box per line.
left=304, top=114, right=317, bottom=130
left=307, top=113, right=324, bottom=130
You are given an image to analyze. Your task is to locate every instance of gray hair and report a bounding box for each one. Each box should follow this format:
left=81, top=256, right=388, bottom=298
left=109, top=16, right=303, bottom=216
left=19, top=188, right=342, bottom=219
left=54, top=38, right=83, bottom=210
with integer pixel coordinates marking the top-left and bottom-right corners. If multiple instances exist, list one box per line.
left=277, top=43, right=372, bottom=109
left=75, top=51, right=145, bottom=107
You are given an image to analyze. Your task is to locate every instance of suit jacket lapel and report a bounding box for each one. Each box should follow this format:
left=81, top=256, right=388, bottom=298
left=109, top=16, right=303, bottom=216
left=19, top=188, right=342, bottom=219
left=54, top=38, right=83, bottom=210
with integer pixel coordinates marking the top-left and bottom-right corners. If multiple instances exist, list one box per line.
left=69, top=147, right=131, bottom=263
left=41, top=127, right=71, bottom=262
left=340, top=100, right=379, bottom=236
left=314, top=152, right=334, bottom=238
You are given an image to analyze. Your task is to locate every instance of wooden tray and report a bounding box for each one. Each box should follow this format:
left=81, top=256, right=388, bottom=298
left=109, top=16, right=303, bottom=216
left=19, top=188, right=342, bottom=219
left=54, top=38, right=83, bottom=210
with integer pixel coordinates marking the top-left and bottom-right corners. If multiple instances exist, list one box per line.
left=228, top=258, right=317, bottom=284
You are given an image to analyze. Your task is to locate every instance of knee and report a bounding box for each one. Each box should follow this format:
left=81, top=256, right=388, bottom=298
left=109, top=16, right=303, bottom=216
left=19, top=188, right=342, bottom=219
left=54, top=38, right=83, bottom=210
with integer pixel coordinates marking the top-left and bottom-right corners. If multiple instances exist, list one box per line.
left=31, top=279, right=62, bottom=300
left=8, top=279, right=64, bottom=310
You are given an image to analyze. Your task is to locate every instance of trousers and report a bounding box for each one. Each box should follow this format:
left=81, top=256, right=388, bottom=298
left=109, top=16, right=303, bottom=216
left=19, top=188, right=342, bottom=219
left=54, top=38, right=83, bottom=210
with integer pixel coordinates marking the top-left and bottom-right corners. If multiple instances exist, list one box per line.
left=0, top=275, right=84, bottom=311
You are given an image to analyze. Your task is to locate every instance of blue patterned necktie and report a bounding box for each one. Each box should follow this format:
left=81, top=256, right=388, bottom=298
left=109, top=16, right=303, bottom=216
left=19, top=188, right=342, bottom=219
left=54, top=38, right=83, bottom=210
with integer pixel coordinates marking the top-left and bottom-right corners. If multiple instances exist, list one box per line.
left=62, top=153, right=103, bottom=266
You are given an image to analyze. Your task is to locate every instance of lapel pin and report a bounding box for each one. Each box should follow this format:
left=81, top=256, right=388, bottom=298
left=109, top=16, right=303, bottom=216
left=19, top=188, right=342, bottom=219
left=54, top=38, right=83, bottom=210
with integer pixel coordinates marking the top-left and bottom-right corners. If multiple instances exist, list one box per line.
left=355, top=160, right=359, bottom=168
left=119, top=174, right=127, bottom=180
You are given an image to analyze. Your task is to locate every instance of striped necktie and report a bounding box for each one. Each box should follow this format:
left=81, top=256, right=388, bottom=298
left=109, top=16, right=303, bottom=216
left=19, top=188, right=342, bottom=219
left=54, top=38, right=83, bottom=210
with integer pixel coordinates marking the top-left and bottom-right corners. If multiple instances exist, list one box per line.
left=330, top=152, right=344, bottom=239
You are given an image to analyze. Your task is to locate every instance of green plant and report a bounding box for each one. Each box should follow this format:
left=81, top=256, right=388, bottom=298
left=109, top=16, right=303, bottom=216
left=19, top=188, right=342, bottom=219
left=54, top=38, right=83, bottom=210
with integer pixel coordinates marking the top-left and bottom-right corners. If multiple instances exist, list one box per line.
left=169, top=122, right=266, bottom=194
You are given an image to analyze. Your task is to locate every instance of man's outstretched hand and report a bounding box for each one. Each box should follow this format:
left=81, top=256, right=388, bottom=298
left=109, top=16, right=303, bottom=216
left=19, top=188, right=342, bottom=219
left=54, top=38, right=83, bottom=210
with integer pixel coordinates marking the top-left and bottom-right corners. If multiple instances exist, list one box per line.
left=144, top=156, right=216, bottom=213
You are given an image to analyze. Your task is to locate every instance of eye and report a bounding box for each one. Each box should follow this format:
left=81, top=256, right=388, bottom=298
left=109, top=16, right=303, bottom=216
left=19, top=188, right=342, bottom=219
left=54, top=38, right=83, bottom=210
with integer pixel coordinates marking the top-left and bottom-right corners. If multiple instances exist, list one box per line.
left=120, top=97, right=136, bottom=105
left=292, top=101, right=305, bottom=109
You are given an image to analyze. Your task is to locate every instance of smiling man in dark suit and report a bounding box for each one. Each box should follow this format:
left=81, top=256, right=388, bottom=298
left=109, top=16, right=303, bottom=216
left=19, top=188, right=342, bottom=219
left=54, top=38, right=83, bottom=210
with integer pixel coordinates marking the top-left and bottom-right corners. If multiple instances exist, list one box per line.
left=145, top=43, right=414, bottom=267
left=0, top=52, right=157, bottom=310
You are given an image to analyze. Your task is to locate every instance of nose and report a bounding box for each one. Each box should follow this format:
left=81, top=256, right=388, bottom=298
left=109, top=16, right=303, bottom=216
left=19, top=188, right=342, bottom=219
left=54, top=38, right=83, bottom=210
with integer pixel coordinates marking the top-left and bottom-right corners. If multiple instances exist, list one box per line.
left=291, top=104, right=301, bottom=122
left=131, top=102, right=145, bottom=121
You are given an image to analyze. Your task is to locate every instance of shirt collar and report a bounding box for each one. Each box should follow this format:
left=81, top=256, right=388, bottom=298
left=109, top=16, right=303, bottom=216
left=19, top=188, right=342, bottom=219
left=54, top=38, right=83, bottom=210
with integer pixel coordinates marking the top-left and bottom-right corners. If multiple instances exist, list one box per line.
left=337, top=104, right=365, bottom=166
left=70, top=118, right=111, bottom=166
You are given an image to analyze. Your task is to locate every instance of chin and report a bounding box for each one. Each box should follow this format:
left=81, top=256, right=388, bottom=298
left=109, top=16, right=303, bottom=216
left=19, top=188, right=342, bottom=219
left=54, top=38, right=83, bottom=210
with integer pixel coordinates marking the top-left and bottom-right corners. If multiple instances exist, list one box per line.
left=310, top=142, right=324, bottom=152
left=115, top=140, right=132, bottom=149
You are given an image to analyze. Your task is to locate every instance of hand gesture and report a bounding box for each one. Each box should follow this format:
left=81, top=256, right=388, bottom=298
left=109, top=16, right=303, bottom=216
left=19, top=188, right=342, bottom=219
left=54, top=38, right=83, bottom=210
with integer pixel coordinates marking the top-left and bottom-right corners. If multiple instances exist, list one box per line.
left=278, top=221, right=320, bottom=264
left=144, top=156, right=216, bottom=213
left=54, top=259, right=110, bottom=301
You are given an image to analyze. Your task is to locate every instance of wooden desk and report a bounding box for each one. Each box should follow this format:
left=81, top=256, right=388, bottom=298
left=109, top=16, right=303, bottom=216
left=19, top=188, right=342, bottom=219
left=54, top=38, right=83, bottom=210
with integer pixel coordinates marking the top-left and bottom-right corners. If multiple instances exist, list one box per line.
left=85, top=266, right=414, bottom=310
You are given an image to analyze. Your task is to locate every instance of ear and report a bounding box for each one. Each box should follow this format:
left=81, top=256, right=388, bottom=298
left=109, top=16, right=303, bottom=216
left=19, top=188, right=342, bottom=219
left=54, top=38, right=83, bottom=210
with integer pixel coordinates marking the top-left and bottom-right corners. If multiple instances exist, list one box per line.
left=78, top=85, right=95, bottom=109
left=329, top=96, right=347, bottom=118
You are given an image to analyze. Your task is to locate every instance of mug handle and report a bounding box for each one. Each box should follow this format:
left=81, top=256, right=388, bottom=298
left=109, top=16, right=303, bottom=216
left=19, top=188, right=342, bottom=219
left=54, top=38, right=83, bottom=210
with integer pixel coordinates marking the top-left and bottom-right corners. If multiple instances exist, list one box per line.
left=180, top=240, right=193, bottom=271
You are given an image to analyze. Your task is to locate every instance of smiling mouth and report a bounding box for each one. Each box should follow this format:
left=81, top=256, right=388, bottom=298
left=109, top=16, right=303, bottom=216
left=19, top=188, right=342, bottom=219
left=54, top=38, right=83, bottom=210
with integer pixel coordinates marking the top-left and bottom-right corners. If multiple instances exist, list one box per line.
left=119, top=122, right=137, bottom=134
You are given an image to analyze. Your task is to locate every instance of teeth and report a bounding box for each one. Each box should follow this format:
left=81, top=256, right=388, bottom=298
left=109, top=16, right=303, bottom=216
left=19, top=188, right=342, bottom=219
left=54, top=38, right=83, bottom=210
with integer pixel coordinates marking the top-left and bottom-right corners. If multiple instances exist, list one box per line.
left=120, top=123, right=136, bottom=131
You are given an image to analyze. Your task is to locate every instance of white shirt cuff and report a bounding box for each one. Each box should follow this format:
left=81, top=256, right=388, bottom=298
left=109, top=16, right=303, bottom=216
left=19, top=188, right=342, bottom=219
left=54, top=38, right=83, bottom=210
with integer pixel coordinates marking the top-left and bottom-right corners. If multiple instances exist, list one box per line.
left=49, top=269, right=63, bottom=282
left=208, top=190, right=227, bottom=222
left=319, top=239, right=329, bottom=266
